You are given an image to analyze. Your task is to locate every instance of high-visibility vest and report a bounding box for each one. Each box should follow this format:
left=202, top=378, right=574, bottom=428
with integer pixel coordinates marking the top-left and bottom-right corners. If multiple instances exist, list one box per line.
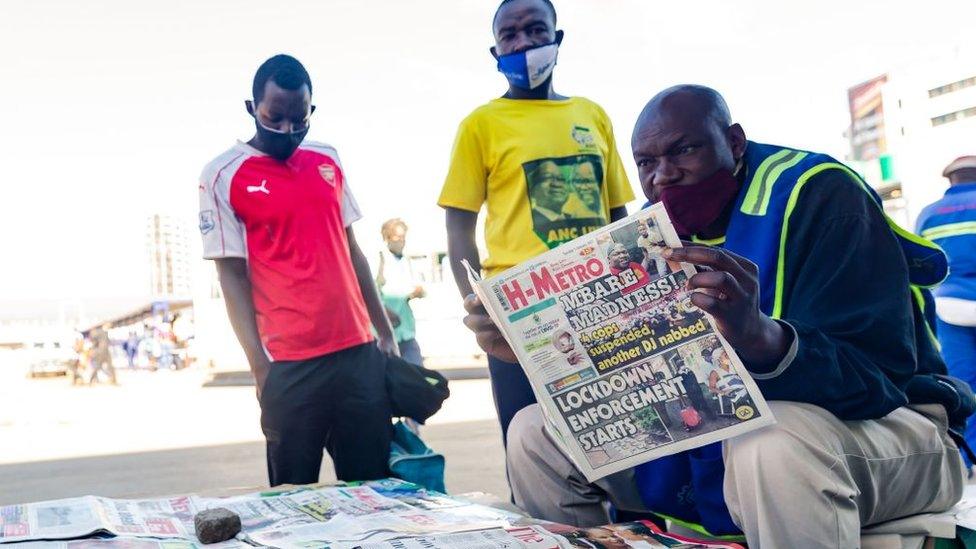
left=634, top=141, right=948, bottom=539
left=917, top=182, right=976, bottom=302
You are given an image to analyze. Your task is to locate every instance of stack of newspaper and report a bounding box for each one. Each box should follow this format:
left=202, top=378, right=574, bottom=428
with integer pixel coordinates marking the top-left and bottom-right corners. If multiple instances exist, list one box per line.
left=0, top=479, right=745, bottom=548
left=0, top=478, right=746, bottom=548
left=465, top=204, right=773, bottom=481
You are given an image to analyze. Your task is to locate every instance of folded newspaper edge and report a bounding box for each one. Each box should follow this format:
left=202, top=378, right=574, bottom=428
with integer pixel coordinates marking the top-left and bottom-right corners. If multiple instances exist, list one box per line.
left=464, top=203, right=775, bottom=482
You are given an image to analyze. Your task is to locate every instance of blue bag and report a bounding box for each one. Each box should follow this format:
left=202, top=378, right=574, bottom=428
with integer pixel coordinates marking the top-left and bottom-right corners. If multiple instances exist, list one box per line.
left=388, top=421, right=446, bottom=493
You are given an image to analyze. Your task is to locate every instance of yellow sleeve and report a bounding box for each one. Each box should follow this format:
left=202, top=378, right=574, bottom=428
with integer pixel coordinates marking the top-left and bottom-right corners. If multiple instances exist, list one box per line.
left=598, top=107, right=635, bottom=208
left=437, top=114, right=487, bottom=213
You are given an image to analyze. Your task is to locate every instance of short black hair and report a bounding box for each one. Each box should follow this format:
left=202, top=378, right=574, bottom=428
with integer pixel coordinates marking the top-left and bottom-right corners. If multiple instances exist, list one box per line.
left=493, top=0, right=557, bottom=30
left=252, top=54, right=312, bottom=103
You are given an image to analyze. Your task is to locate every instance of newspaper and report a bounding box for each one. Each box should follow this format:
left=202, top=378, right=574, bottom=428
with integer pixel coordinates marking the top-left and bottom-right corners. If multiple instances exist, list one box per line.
left=245, top=504, right=518, bottom=548
left=542, top=520, right=745, bottom=548
left=10, top=539, right=248, bottom=548
left=0, top=486, right=407, bottom=545
left=0, top=495, right=198, bottom=543
left=0, top=479, right=746, bottom=548
left=356, top=525, right=564, bottom=549
left=465, top=203, right=774, bottom=481
left=357, top=521, right=745, bottom=549
left=197, top=486, right=411, bottom=533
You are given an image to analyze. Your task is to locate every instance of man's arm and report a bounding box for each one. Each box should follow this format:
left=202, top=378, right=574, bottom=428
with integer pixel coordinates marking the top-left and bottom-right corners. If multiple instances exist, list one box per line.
left=214, top=258, right=271, bottom=396
left=347, top=227, right=399, bottom=356
left=446, top=207, right=481, bottom=298
left=755, top=173, right=917, bottom=419
left=673, top=171, right=917, bottom=420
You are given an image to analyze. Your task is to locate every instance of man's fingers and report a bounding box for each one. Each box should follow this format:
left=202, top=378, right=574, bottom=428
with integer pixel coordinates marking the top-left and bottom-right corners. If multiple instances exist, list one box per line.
left=665, top=245, right=748, bottom=280
left=689, top=290, right=726, bottom=316
left=463, top=312, right=498, bottom=333
left=687, top=271, right=744, bottom=301
left=463, top=293, right=485, bottom=314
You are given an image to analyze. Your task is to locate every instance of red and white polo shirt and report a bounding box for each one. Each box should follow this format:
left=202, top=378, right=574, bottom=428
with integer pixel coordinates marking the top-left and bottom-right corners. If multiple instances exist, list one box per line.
left=198, top=140, right=373, bottom=361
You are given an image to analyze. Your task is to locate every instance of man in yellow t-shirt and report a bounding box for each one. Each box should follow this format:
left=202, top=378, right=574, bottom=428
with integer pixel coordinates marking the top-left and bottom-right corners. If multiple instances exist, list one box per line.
left=438, top=0, right=634, bottom=445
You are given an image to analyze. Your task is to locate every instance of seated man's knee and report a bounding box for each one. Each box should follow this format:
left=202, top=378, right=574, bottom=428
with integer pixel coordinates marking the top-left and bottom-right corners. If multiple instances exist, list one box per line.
left=724, top=401, right=831, bottom=478
left=506, top=404, right=545, bottom=460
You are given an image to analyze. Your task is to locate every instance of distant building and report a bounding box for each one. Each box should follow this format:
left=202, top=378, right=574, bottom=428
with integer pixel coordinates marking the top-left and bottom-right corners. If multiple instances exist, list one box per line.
left=844, top=48, right=976, bottom=228
left=146, top=214, right=192, bottom=299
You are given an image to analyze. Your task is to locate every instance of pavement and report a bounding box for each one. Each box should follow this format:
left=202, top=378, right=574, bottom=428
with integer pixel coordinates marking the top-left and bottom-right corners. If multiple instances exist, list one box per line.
left=0, top=355, right=508, bottom=505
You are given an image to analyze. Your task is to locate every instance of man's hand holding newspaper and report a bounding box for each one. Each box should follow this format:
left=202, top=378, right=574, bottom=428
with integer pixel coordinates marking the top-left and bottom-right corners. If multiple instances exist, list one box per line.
left=463, top=293, right=518, bottom=363
left=665, top=245, right=793, bottom=371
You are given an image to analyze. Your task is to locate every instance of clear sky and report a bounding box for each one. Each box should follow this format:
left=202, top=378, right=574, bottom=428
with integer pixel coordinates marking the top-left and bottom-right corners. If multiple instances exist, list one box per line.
left=1, top=0, right=973, bottom=300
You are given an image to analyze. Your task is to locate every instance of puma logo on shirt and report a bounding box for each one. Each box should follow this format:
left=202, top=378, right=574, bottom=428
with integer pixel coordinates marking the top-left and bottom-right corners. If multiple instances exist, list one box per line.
left=247, top=180, right=270, bottom=194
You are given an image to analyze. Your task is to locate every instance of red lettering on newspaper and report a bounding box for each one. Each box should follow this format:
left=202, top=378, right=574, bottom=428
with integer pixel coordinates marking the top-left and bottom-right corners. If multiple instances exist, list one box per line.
left=502, top=258, right=605, bottom=311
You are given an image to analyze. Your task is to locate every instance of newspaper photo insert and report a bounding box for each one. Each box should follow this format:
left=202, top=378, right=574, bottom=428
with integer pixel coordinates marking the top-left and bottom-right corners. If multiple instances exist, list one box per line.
left=465, top=203, right=775, bottom=482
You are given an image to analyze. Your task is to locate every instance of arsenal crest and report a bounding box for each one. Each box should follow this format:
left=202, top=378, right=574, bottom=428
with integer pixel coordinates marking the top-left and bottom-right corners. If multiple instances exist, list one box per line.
left=319, top=164, right=336, bottom=186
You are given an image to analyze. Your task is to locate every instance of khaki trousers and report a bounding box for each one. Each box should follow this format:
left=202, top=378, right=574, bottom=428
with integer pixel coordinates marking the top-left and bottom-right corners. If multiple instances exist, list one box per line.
left=507, top=401, right=964, bottom=548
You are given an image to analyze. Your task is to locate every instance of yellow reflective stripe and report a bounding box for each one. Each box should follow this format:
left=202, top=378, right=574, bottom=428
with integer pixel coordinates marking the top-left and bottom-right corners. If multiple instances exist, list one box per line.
left=692, top=235, right=727, bottom=246
left=910, top=285, right=942, bottom=352
left=886, top=217, right=948, bottom=289
left=739, top=149, right=792, bottom=215
left=753, top=151, right=808, bottom=215
left=771, top=164, right=835, bottom=318
left=652, top=513, right=747, bottom=542
left=922, top=221, right=976, bottom=240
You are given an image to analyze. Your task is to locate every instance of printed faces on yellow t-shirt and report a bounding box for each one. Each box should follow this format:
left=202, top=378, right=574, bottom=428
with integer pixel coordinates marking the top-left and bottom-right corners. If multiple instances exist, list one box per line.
left=438, top=97, right=634, bottom=277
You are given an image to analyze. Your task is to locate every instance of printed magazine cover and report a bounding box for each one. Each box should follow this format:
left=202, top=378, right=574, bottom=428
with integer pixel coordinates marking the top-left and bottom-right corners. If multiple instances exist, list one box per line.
left=465, top=203, right=775, bottom=482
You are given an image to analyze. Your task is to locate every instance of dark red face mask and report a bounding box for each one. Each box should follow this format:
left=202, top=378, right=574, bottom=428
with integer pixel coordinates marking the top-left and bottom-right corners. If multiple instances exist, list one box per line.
left=659, top=167, right=741, bottom=238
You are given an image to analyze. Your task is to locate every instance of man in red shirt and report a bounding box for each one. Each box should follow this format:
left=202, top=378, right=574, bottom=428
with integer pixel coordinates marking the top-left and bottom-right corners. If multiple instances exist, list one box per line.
left=198, top=54, right=399, bottom=485
left=607, top=242, right=651, bottom=294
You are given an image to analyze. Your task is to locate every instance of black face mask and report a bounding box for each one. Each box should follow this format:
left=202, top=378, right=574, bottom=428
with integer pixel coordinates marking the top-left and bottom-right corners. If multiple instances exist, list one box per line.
left=254, top=119, right=308, bottom=161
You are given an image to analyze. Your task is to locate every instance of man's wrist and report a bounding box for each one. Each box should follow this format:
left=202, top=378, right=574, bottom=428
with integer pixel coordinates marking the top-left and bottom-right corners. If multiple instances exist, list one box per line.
left=740, top=316, right=793, bottom=373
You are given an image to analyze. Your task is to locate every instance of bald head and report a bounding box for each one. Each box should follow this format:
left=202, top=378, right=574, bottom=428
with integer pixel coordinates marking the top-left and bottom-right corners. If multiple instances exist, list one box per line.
left=634, top=85, right=731, bottom=142
left=630, top=84, right=747, bottom=205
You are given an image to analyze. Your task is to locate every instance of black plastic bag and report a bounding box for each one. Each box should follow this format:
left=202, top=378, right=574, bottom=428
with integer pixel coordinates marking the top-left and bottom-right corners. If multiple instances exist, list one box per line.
left=385, top=356, right=450, bottom=424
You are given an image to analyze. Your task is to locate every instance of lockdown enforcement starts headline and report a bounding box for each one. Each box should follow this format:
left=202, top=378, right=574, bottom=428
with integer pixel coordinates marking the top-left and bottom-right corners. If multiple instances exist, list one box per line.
left=553, top=362, right=689, bottom=451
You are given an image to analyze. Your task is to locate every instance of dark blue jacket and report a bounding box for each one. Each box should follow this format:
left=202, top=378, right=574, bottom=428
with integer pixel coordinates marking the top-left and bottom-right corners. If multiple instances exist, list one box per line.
left=635, top=142, right=956, bottom=537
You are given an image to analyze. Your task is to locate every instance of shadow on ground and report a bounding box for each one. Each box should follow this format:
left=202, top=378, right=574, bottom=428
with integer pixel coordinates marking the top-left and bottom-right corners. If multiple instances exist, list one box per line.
left=0, top=419, right=507, bottom=504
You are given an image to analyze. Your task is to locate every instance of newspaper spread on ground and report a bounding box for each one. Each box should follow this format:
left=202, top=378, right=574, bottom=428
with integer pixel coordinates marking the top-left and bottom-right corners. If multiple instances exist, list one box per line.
left=245, top=504, right=519, bottom=548
left=0, top=495, right=198, bottom=543
left=0, top=479, right=748, bottom=548
left=358, top=521, right=745, bottom=549
left=10, top=539, right=249, bottom=548
left=0, top=486, right=411, bottom=545
left=197, top=485, right=412, bottom=534
left=465, top=203, right=774, bottom=481
left=356, top=525, right=564, bottom=549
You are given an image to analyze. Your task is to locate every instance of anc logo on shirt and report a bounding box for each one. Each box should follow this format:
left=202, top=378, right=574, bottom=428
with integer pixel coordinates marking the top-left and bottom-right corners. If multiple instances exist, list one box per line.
left=523, top=154, right=607, bottom=249
left=571, top=125, right=596, bottom=149
left=319, top=164, right=337, bottom=187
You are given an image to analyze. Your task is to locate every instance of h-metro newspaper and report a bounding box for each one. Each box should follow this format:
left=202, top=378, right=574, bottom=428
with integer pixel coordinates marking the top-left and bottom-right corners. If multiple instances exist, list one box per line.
left=465, top=203, right=775, bottom=482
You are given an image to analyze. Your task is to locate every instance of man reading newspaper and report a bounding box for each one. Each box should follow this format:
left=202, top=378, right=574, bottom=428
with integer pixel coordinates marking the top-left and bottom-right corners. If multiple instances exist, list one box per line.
left=464, top=85, right=973, bottom=548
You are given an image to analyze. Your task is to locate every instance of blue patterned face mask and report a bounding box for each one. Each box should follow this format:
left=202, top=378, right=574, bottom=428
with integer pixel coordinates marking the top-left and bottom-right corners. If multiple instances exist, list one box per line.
left=496, top=42, right=559, bottom=90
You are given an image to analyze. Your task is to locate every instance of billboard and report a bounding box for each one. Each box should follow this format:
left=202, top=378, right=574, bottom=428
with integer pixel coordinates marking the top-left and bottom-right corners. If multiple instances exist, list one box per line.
left=848, top=74, right=888, bottom=161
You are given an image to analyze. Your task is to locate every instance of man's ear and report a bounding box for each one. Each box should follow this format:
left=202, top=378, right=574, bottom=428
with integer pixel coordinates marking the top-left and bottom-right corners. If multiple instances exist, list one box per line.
left=489, top=46, right=499, bottom=60
left=728, top=123, right=747, bottom=160
left=555, top=29, right=564, bottom=45
left=245, top=100, right=256, bottom=116
left=310, top=105, right=317, bottom=115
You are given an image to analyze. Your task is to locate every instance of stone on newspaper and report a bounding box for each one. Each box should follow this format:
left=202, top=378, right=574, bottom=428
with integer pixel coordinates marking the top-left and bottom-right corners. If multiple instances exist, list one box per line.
left=194, top=507, right=241, bottom=544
